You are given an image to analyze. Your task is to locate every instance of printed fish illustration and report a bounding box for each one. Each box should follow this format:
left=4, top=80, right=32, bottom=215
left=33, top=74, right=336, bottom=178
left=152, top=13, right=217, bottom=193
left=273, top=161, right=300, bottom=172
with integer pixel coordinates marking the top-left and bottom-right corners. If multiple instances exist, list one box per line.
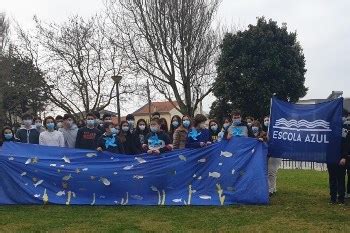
left=219, top=163, right=223, bottom=166
left=131, top=195, right=143, bottom=200
left=251, top=148, right=255, bottom=154
left=209, top=172, right=221, bottom=178
left=34, top=194, right=41, bottom=198
left=86, top=153, right=97, bottom=158
left=34, top=180, right=44, bottom=187
left=100, top=177, right=111, bottom=186
left=199, top=195, right=212, bottom=200
left=135, top=157, right=146, bottom=164
left=150, top=186, right=158, bottom=191
left=123, top=165, right=134, bottom=170
left=113, top=172, right=118, bottom=175
left=62, top=156, right=71, bottom=163
left=60, top=165, right=65, bottom=167
left=172, top=198, right=182, bottom=203
left=25, top=158, right=32, bottom=165
left=62, top=174, right=72, bottom=181
left=193, top=174, right=197, bottom=178
left=49, top=164, right=57, bottom=167
left=220, top=151, right=233, bottom=158
left=56, top=191, right=66, bottom=196
left=231, top=169, right=235, bottom=175
left=8, top=157, right=14, bottom=161
left=179, top=155, right=186, bottom=161
left=133, top=175, right=144, bottom=180
left=198, top=158, right=206, bottom=163
left=20, top=172, right=27, bottom=176
left=82, top=168, right=88, bottom=171
left=75, top=168, right=81, bottom=173
left=197, top=176, right=202, bottom=180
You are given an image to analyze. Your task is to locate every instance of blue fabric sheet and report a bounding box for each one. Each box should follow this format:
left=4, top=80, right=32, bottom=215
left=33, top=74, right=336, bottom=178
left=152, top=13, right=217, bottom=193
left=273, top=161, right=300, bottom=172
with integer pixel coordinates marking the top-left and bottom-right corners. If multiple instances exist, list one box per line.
left=268, top=97, right=343, bottom=163
left=0, top=137, right=268, bottom=206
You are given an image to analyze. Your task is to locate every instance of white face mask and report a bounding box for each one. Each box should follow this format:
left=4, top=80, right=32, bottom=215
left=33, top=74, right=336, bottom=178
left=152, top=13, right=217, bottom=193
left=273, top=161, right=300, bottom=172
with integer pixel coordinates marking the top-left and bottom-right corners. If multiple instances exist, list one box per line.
left=139, top=125, right=146, bottom=131
left=342, top=128, right=348, bottom=138
left=35, top=122, right=42, bottom=128
left=57, top=122, right=63, bottom=128
left=23, top=120, right=32, bottom=126
left=264, top=120, right=269, bottom=127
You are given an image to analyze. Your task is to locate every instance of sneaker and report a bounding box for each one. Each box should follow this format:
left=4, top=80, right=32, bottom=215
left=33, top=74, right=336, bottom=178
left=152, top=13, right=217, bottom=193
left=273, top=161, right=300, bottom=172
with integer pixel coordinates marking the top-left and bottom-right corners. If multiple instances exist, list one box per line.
left=338, top=199, right=345, bottom=205
left=329, top=198, right=337, bottom=205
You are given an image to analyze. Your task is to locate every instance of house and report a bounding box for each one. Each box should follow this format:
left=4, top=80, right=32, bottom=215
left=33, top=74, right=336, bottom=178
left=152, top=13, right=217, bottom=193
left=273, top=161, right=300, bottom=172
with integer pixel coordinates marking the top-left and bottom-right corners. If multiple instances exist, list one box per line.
left=132, top=101, right=182, bottom=127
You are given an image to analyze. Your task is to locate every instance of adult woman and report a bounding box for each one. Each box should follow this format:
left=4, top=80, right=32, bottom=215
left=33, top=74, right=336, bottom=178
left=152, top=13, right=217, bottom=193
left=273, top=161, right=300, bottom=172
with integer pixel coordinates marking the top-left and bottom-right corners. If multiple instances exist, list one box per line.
left=169, top=115, right=182, bottom=141
left=39, top=116, right=65, bottom=147
left=173, top=115, right=191, bottom=149
left=135, top=119, right=149, bottom=145
left=208, top=120, right=221, bottom=142
left=186, top=114, right=210, bottom=148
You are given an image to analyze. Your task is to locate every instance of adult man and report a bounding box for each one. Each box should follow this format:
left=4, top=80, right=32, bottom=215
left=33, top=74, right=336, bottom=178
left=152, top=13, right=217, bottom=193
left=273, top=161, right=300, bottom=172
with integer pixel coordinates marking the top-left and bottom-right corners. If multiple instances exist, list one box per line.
left=16, top=114, right=40, bottom=144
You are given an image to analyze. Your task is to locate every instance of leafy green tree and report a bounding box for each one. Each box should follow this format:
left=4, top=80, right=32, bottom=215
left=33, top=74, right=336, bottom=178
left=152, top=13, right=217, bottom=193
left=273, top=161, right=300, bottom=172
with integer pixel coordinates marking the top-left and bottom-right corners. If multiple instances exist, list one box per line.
left=211, top=17, right=307, bottom=119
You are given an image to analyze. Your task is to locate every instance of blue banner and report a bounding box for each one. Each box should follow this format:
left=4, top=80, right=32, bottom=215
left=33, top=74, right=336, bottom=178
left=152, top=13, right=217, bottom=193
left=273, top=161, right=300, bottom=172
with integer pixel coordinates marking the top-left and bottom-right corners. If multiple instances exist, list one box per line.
left=0, top=138, right=268, bottom=206
left=268, top=97, right=343, bottom=163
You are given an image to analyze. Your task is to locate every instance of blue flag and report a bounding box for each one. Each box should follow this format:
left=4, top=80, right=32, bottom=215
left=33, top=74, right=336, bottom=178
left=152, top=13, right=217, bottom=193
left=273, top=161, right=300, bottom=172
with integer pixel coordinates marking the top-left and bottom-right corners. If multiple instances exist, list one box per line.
left=0, top=138, right=268, bottom=206
left=268, top=97, right=343, bottom=163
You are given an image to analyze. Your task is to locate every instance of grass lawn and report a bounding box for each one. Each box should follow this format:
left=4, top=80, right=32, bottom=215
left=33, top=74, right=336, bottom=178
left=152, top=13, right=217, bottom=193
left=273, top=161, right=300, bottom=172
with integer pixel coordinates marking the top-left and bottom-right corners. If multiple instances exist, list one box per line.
left=0, top=169, right=349, bottom=232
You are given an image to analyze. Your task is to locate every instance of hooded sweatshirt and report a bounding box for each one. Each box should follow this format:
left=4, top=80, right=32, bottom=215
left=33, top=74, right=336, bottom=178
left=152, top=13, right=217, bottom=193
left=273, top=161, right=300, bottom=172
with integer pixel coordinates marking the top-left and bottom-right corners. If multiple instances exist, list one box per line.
left=15, top=125, right=40, bottom=144
left=59, top=124, right=78, bottom=148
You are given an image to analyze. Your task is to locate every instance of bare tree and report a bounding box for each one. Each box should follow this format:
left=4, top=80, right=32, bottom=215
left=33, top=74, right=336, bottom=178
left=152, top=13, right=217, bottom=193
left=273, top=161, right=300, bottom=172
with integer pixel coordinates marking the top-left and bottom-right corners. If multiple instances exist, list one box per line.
left=15, top=14, right=137, bottom=117
left=0, top=12, right=10, bottom=54
left=106, top=0, right=220, bottom=116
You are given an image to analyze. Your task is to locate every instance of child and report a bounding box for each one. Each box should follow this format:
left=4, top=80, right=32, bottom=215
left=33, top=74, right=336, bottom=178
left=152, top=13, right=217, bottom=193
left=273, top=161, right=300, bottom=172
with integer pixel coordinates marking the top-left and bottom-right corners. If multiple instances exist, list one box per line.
left=169, top=115, right=182, bottom=141
left=135, top=119, right=149, bottom=145
left=227, top=110, right=254, bottom=139
left=97, top=122, right=124, bottom=153
left=16, top=114, right=40, bottom=144
left=0, top=126, right=17, bottom=146
left=59, top=114, right=78, bottom=148
left=208, top=119, right=221, bottom=142
left=75, top=113, right=102, bottom=150
left=119, top=121, right=142, bottom=155
left=39, top=116, right=65, bottom=147
left=143, top=118, right=172, bottom=154
left=173, top=115, right=191, bottom=149
left=186, top=114, right=211, bottom=148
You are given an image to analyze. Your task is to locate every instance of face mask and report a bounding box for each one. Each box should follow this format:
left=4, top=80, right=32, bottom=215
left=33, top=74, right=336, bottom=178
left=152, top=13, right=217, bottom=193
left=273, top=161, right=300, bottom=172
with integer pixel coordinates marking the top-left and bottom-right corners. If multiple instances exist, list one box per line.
left=211, top=125, right=218, bottom=131
left=111, top=128, right=118, bottom=135
left=122, top=126, right=129, bottom=132
left=199, top=123, right=206, bottom=129
left=252, top=127, right=259, bottom=134
left=342, top=128, right=348, bottom=138
left=4, top=133, right=13, bottom=140
left=86, top=120, right=95, bottom=127
left=128, top=120, right=135, bottom=127
left=247, top=122, right=252, bottom=127
left=183, top=120, right=190, bottom=128
left=172, top=121, right=179, bottom=127
left=150, top=126, right=158, bottom=133
left=23, top=120, right=32, bottom=126
left=47, top=123, right=55, bottom=130
left=105, top=120, right=112, bottom=123
left=223, top=123, right=230, bottom=129
left=232, top=118, right=241, bottom=126
left=35, top=122, right=42, bottom=128
left=264, top=121, right=269, bottom=127
left=139, top=125, right=146, bottom=131
left=57, top=122, right=63, bottom=128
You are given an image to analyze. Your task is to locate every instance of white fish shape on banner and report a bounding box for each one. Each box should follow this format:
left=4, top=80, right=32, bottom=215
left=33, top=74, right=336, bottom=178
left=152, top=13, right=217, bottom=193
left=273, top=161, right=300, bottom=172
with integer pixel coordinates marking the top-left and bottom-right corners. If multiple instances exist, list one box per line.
left=62, top=156, right=70, bottom=163
left=25, top=158, right=32, bottom=165
left=34, top=194, right=41, bottom=198
left=100, top=177, right=111, bottom=186
left=56, top=191, right=65, bottom=196
left=8, top=157, right=14, bottom=161
left=179, top=155, right=186, bottom=161
left=199, top=195, right=212, bottom=200
left=133, top=175, right=144, bottom=180
left=86, top=153, right=97, bottom=158
left=82, top=168, right=88, bottom=171
left=197, top=176, right=202, bottom=180
left=172, top=198, right=182, bottom=203
left=113, top=172, right=118, bottom=175
left=135, top=157, right=146, bottom=164
left=123, top=165, right=134, bottom=170
left=219, top=163, right=223, bottom=166
left=34, top=180, right=44, bottom=187
left=209, top=172, right=221, bottom=178
left=198, top=158, right=206, bottom=163
left=251, top=148, right=255, bottom=154
left=49, top=164, right=57, bottom=167
left=62, top=174, right=72, bottom=181
left=220, top=151, right=233, bottom=158
left=20, top=172, right=27, bottom=176
left=231, top=169, right=235, bottom=175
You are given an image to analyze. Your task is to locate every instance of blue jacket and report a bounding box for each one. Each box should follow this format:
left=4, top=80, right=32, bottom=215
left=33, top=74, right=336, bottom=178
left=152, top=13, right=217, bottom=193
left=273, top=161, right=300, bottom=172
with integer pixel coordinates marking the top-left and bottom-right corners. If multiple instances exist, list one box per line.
left=186, top=128, right=210, bottom=148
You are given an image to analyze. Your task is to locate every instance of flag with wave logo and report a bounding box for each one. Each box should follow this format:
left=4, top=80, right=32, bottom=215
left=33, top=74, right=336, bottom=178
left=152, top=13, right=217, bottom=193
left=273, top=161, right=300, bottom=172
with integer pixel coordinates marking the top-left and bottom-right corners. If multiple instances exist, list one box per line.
left=0, top=138, right=268, bottom=206
left=268, top=97, right=343, bottom=163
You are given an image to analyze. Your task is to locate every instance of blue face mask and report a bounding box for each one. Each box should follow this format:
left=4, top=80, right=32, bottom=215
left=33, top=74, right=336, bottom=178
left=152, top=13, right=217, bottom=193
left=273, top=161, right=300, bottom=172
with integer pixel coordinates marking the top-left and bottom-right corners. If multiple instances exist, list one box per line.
left=211, top=125, right=218, bottom=131
left=172, top=121, right=179, bottom=127
left=86, top=120, right=95, bottom=127
left=4, top=133, right=13, bottom=140
left=252, top=127, right=259, bottom=134
left=150, top=126, right=158, bottom=133
left=111, top=128, right=118, bottom=135
left=183, top=120, right=190, bottom=128
left=232, top=118, right=241, bottom=126
left=47, top=123, right=55, bottom=130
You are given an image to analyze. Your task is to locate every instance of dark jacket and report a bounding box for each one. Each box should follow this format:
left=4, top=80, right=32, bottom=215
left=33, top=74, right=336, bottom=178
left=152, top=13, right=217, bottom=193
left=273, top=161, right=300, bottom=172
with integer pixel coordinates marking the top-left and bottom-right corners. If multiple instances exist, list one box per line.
left=186, top=128, right=210, bottom=148
left=120, top=131, right=142, bottom=155
left=209, top=129, right=220, bottom=142
left=145, top=131, right=171, bottom=153
left=75, top=127, right=102, bottom=150
left=341, top=134, right=350, bottom=165
left=97, top=133, right=124, bottom=154
left=15, top=126, right=40, bottom=144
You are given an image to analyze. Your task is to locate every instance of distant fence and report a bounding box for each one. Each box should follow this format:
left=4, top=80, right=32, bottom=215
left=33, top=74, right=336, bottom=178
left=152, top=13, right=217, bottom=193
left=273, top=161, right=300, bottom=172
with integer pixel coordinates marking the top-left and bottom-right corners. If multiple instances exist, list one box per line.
left=280, top=159, right=327, bottom=171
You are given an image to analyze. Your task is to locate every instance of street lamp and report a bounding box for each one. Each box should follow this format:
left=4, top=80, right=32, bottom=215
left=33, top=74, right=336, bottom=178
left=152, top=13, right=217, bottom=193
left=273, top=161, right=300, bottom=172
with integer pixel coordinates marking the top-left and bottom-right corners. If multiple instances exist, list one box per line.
left=111, top=75, right=123, bottom=124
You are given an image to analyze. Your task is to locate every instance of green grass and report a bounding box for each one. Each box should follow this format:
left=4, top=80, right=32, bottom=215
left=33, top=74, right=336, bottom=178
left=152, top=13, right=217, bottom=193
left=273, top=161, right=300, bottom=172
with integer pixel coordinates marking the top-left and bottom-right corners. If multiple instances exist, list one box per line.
left=0, top=170, right=349, bottom=232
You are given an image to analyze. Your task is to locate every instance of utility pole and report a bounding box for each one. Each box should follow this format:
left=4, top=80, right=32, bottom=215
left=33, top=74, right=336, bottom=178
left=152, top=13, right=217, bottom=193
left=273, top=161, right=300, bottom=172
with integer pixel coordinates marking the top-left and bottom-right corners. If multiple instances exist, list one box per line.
left=111, top=75, right=123, bottom=124
left=147, top=79, right=151, bottom=122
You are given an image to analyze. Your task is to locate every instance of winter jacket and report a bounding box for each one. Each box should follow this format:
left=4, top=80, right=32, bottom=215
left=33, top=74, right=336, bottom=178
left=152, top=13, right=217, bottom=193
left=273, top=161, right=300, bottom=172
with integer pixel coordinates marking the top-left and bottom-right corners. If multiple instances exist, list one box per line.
left=120, top=131, right=142, bottom=155
left=15, top=126, right=40, bottom=144
left=172, top=126, right=188, bottom=149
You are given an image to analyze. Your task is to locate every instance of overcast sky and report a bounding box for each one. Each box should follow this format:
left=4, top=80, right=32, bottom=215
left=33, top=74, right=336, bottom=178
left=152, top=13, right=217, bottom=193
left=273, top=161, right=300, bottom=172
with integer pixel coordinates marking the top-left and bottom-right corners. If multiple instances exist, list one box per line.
left=1, top=0, right=349, bottom=114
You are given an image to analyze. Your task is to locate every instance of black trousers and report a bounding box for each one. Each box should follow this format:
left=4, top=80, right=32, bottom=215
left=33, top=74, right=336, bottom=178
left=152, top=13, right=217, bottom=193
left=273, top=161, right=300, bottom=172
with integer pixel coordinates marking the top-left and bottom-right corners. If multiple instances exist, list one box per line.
left=327, top=163, right=346, bottom=202
left=347, top=168, right=350, bottom=194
